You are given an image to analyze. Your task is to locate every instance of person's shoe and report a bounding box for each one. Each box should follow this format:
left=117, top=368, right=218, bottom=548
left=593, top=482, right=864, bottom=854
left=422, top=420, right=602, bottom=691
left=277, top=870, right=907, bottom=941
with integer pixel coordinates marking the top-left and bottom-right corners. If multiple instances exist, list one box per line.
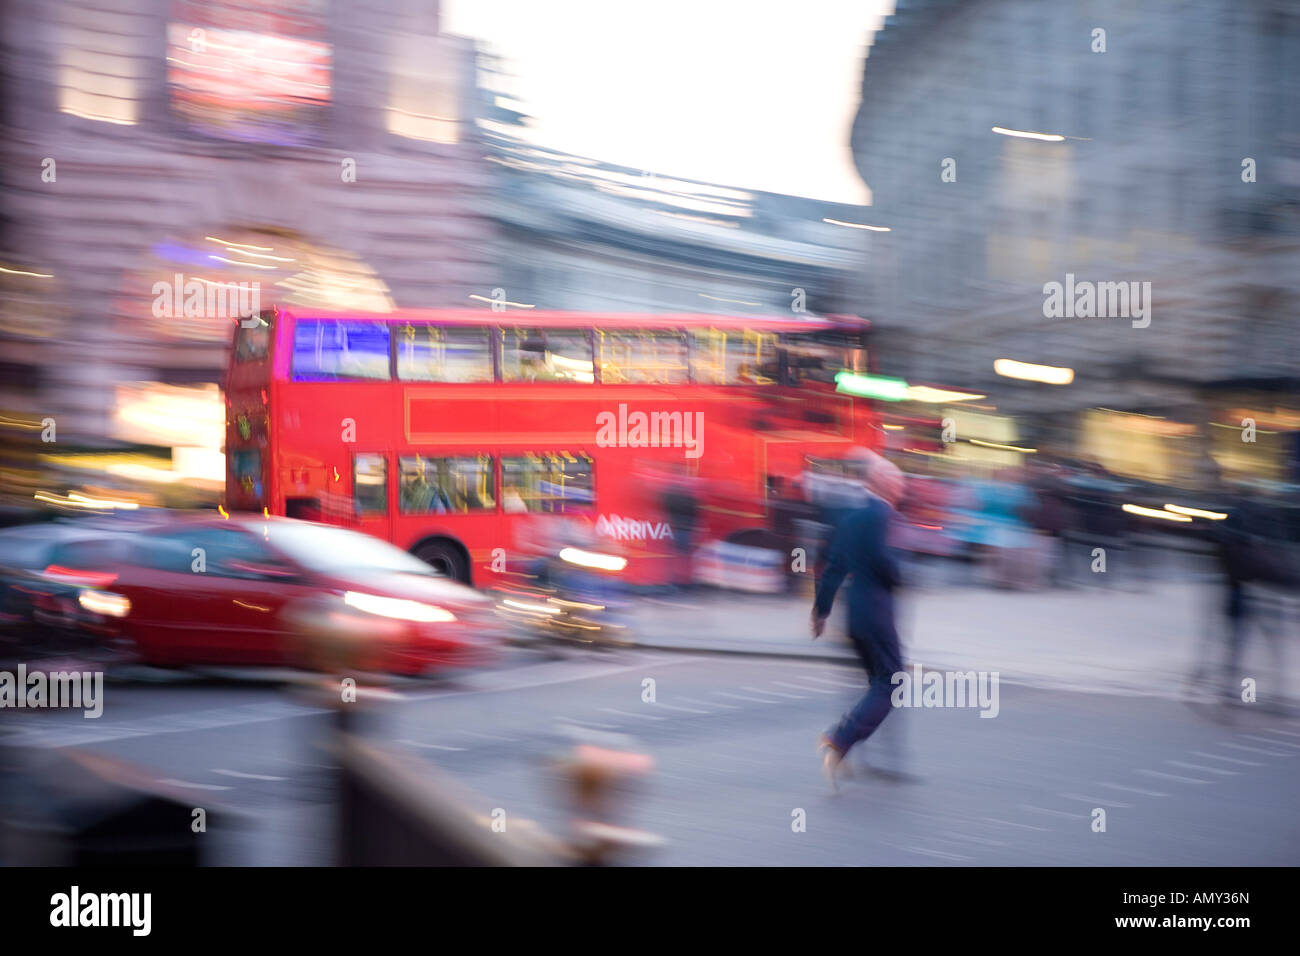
left=818, top=735, right=843, bottom=792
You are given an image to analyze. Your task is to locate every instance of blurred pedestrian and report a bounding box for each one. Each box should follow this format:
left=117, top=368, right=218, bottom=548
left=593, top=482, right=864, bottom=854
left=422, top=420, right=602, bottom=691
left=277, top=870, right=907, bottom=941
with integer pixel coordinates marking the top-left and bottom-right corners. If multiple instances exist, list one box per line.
left=660, top=463, right=701, bottom=591
left=1210, top=489, right=1296, bottom=707
left=810, top=451, right=906, bottom=790
left=1026, top=459, right=1074, bottom=587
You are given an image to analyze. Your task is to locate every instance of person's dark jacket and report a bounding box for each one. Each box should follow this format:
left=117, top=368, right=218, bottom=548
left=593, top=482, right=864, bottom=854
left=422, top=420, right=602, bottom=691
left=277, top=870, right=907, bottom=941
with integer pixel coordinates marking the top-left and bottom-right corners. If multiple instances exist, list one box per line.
left=813, top=496, right=901, bottom=645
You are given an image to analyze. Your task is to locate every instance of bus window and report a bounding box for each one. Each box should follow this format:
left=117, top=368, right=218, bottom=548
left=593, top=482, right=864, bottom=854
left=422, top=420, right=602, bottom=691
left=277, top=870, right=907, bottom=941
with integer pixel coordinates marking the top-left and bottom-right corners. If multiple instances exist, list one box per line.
left=293, top=319, right=392, bottom=381
left=399, top=455, right=496, bottom=513
left=395, top=324, right=493, bottom=383
left=234, top=315, right=271, bottom=362
left=354, top=454, right=388, bottom=515
left=783, top=332, right=864, bottom=385
left=690, top=328, right=779, bottom=384
left=501, top=453, right=594, bottom=514
left=596, top=329, right=689, bottom=384
left=500, top=328, right=593, bottom=383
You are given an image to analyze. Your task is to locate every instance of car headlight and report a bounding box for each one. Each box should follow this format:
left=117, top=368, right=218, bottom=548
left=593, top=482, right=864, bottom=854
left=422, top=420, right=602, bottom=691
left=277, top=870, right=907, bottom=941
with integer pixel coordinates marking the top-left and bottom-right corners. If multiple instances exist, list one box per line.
left=343, top=591, right=455, bottom=623
left=78, top=589, right=131, bottom=618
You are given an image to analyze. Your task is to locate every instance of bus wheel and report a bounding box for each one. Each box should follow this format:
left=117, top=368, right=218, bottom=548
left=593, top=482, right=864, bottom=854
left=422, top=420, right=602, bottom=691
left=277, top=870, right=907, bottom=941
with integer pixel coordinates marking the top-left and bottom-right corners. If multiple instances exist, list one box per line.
left=413, top=538, right=470, bottom=584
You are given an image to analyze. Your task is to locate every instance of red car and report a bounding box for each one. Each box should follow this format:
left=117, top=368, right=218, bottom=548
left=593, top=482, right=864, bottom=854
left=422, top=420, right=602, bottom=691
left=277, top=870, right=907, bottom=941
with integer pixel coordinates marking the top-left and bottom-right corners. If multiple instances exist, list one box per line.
left=50, top=513, right=500, bottom=675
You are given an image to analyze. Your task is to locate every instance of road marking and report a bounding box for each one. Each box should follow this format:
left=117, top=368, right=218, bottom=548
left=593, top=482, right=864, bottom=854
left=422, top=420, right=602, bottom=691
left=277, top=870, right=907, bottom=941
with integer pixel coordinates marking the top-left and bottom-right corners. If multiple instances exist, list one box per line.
left=1189, top=750, right=1263, bottom=767
left=937, top=831, right=1009, bottom=847
left=1096, top=782, right=1168, bottom=797
left=397, top=739, right=467, bottom=752
left=715, top=691, right=781, bottom=704
left=1242, top=734, right=1300, bottom=750
left=1165, top=760, right=1238, bottom=776
left=678, top=696, right=738, bottom=710
left=458, top=730, right=521, bottom=742
left=897, top=845, right=975, bottom=862
left=158, top=778, right=233, bottom=791
left=789, top=667, right=864, bottom=689
left=1020, top=805, right=1080, bottom=820
left=745, top=685, right=806, bottom=700
left=599, top=707, right=666, bottom=721
left=651, top=702, right=711, bottom=715
left=1262, top=728, right=1300, bottom=739
left=772, top=680, right=836, bottom=695
left=1057, top=793, right=1134, bottom=808
left=6, top=700, right=327, bottom=749
left=553, top=716, right=619, bottom=730
left=402, top=653, right=686, bottom=702
left=787, top=675, right=851, bottom=687
left=983, top=817, right=1051, bottom=832
left=1221, top=742, right=1291, bottom=757
left=1136, top=769, right=1211, bottom=784
left=211, top=769, right=287, bottom=781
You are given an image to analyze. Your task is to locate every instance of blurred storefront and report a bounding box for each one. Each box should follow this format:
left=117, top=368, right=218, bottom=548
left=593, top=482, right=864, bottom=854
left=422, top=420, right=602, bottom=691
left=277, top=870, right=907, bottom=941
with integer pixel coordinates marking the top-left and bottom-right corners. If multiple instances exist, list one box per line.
left=0, top=0, right=492, bottom=506
left=849, top=0, right=1300, bottom=430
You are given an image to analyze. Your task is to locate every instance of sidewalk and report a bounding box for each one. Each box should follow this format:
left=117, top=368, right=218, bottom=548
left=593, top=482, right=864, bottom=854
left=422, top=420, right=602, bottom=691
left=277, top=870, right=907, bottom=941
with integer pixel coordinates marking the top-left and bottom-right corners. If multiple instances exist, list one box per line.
left=627, top=581, right=1300, bottom=703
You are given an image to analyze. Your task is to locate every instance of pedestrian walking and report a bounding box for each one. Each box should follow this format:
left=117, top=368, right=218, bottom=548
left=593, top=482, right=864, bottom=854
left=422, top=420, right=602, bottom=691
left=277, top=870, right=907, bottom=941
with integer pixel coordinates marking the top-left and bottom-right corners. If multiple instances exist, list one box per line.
left=810, top=450, right=906, bottom=790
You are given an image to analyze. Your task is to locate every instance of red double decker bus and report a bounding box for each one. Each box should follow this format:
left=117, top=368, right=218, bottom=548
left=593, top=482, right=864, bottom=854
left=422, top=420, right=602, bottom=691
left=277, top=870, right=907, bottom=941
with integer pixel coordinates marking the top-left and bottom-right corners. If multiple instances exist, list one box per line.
left=223, top=308, right=881, bottom=587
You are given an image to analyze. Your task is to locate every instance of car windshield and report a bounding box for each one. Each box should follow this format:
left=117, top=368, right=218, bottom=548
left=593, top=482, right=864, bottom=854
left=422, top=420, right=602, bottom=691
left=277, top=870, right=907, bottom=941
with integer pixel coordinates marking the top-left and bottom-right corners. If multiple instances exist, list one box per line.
left=263, top=521, right=438, bottom=576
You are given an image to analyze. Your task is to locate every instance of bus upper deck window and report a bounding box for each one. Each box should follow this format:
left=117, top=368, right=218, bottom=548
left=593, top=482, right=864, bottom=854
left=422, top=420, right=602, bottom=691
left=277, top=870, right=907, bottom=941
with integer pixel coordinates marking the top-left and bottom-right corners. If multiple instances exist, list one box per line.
left=501, top=328, right=593, bottom=383
left=597, top=329, right=689, bottom=384
left=690, top=329, right=778, bottom=384
left=396, top=325, right=492, bottom=382
left=293, top=319, right=391, bottom=381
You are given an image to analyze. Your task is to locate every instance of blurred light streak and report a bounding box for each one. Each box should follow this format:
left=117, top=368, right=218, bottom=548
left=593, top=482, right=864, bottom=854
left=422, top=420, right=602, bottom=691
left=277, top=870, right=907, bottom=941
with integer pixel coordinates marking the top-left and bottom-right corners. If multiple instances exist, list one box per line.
left=0, top=265, right=53, bottom=278
left=991, top=126, right=1065, bottom=142
left=206, top=236, right=274, bottom=251
left=559, top=548, right=627, bottom=572
left=823, top=218, right=890, bottom=231
left=1164, top=504, right=1227, bottom=520
left=344, top=591, right=456, bottom=623
left=906, top=385, right=986, bottom=403
left=834, top=371, right=908, bottom=401
left=969, top=439, right=1037, bottom=453
left=1123, top=504, right=1192, bottom=522
left=993, top=359, right=1075, bottom=385
left=468, top=294, right=534, bottom=308
left=78, top=590, right=131, bottom=617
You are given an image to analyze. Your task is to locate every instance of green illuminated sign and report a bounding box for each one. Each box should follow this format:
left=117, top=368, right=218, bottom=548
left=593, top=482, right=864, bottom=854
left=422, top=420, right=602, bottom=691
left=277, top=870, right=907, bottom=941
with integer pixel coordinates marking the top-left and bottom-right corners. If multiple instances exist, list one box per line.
left=834, top=371, right=909, bottom=401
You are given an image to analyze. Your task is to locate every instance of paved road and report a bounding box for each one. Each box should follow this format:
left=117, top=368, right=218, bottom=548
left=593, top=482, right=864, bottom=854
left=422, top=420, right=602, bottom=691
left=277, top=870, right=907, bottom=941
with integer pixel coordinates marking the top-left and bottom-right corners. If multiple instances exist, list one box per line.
left=4, top=648, right=1297, bottom=865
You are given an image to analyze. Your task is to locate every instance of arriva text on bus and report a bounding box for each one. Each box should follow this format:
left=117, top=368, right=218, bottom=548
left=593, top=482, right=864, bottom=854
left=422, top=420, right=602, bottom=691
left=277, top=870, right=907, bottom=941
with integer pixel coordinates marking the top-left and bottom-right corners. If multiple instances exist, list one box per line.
left=595, top=404, right=704, bottom=459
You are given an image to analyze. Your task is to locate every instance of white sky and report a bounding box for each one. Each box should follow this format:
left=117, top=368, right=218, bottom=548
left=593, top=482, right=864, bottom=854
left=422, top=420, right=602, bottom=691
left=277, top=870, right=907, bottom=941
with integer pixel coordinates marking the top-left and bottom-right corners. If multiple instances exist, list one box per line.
left=443, top=0, right=895, bottom=205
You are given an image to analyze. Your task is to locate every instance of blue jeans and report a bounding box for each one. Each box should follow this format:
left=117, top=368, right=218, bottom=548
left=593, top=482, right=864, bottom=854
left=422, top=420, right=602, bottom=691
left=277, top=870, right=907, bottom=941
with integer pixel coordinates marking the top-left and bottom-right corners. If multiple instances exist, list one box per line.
left=827, top=631, right=903, bottom=755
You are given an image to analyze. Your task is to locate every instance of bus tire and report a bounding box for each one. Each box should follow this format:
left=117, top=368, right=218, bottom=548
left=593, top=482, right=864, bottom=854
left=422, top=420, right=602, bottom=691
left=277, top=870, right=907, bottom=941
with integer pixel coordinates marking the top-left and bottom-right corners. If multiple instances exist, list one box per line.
left=413, top=537, right=471, bottom=585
